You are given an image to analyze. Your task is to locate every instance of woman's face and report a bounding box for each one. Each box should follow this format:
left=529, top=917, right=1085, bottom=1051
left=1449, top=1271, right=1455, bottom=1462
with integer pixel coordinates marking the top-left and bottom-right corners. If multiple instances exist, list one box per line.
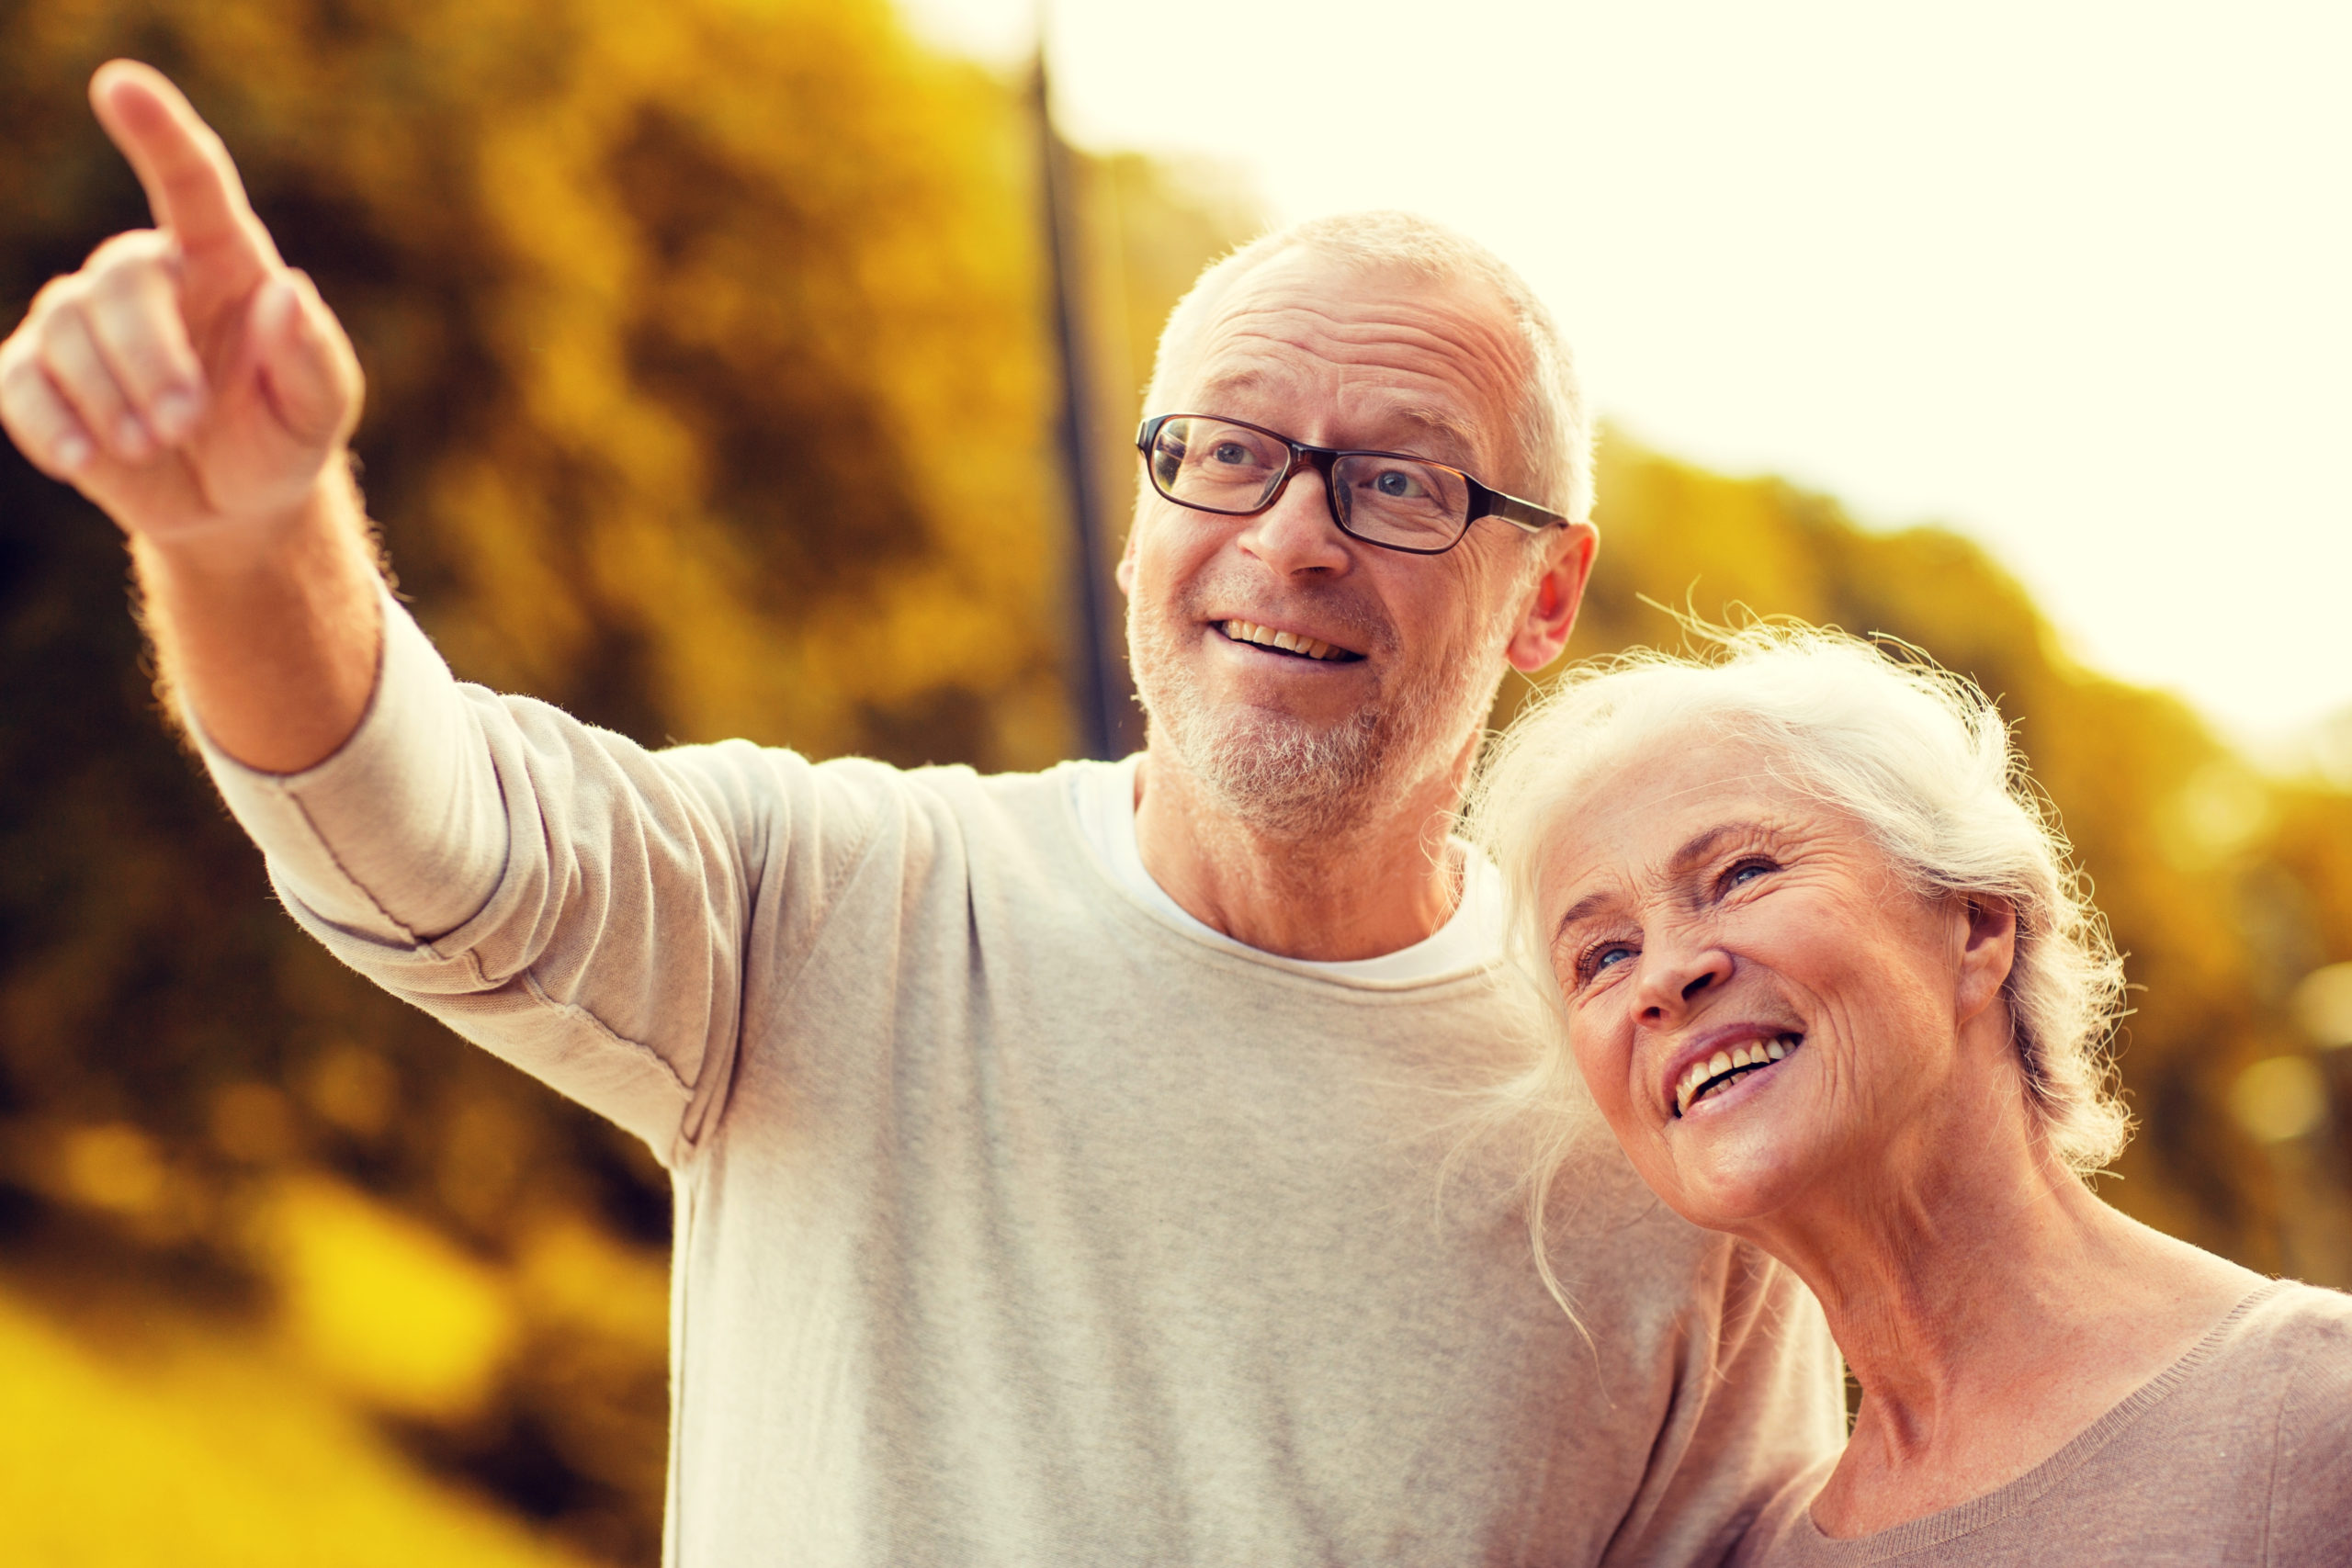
left=1539, top=736, right=2008, bottom=1232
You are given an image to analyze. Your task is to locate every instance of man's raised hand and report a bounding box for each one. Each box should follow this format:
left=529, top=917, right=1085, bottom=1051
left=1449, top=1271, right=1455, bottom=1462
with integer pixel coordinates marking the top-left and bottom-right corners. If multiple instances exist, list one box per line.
left=0, top=61, right=363, bottom=544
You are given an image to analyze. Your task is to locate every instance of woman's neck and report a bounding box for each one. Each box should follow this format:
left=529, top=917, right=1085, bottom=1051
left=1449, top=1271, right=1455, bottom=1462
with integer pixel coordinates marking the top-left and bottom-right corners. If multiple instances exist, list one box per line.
left=1747, top=1115, right=2259, bottom=1538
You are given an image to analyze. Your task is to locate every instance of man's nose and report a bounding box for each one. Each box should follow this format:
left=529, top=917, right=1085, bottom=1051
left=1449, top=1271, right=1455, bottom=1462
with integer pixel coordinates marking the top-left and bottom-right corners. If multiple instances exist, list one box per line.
left=1634, top=939, right=1735, bottom=1026
left=1234, top=463, right=1351, bottom=577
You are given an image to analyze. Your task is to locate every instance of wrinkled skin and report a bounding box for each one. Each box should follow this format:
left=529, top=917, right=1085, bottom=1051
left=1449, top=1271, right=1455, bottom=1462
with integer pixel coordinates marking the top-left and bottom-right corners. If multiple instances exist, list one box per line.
left=1540, top=738, right=2000, bottom=1233
left=1535, top=732, right=2264, bottom=1539
left=1120, top=245, right=1594, bottom=958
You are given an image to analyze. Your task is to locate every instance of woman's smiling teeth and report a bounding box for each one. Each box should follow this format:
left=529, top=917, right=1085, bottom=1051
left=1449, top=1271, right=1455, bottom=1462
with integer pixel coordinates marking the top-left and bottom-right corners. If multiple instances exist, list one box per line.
left=1222, top=619, right=1355, bottom=661
left=1673, top=1033, right=1802, bottom=1117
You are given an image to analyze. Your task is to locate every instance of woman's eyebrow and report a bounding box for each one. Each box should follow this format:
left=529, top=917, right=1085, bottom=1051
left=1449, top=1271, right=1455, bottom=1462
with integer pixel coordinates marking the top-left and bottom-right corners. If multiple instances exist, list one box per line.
left=1551, top=822, right=1780, bottom=940
left=1668, top=823, right=1749, bottom=872
left=1552, top=888, right=1620, bottom=942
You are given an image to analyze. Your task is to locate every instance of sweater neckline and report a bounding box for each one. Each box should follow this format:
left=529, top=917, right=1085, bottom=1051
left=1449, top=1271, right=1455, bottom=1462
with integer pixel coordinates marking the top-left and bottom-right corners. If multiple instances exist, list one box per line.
left=1055, top=755, right=1507, bottom=990
left=1798, top=1278, right=2291, bottom=1562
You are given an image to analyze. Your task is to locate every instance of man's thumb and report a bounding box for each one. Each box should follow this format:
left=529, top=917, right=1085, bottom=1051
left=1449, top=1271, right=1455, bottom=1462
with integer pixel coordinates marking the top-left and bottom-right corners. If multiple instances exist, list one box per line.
left=246, top=270, right=361, bottom=448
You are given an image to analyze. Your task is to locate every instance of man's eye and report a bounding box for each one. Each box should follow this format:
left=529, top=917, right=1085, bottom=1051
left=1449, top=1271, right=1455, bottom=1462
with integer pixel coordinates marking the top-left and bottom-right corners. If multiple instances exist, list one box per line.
left=1212, top=442, right=1253, bottom=466
left=1371, top=468, right=1425, bottom=498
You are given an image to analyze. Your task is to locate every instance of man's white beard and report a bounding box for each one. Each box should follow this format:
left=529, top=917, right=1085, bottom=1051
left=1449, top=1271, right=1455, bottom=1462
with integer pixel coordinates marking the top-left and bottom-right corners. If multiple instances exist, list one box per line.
left=1128, top=590, right=1509, bottom=840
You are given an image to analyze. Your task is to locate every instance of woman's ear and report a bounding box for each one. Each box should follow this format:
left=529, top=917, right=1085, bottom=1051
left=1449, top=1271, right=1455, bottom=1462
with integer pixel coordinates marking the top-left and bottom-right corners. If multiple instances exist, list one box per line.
left=1954, top=895, right=2018, bottom=1023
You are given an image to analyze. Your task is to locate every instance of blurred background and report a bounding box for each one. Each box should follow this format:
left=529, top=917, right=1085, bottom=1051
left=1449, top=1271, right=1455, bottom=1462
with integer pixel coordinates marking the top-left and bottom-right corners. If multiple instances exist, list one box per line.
left=2, top=1, right=2346, bottom=1562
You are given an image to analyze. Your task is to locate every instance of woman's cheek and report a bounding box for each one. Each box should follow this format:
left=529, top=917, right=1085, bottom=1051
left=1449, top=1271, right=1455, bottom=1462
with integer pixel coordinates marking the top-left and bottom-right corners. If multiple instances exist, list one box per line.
left=1570, top=1004, right=1639, bottom=1127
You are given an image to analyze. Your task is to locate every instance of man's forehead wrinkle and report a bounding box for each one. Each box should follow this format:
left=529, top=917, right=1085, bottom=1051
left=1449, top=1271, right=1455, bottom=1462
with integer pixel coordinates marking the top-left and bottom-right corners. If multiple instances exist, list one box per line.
left=1204, top=308, right=1521, bottom=376
left=1185, top=313, right=1520, bottom=471
left=1193, top=274, right=1525, bottom=381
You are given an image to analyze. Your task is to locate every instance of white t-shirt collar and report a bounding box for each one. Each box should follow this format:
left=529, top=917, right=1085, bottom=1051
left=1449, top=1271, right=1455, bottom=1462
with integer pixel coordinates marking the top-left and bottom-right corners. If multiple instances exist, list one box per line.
left=1069, top=754, right=1502, bottom=982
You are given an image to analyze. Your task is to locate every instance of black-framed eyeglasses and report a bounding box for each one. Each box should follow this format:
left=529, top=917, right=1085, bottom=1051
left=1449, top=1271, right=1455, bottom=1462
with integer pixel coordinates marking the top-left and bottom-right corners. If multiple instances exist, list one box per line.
left=1135, top=412, right=1568, bottom=557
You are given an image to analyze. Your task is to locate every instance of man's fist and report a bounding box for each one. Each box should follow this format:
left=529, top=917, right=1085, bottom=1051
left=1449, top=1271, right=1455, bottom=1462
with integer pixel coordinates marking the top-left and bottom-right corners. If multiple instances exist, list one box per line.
left=0, top=61, right=363, bottom=543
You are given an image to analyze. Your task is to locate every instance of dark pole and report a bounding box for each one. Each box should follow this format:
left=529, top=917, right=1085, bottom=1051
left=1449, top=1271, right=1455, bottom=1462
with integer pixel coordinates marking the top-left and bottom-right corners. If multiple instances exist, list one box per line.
left=1032, top=52, right=1125, bottom=761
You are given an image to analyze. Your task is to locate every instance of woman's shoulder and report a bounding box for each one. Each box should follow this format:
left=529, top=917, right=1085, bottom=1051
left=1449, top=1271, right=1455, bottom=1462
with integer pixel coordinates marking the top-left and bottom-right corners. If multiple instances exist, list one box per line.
left=2249, top=1274, right=2352, bottom=1321
left=2228, top=1281, right=2352, bottom=1566
left=2168, top=1278, right=2352, bottom=1443
left=2233, top=1279, right=2352, bottom=1430
left=2222, top=1277, right=2352, bottom=1372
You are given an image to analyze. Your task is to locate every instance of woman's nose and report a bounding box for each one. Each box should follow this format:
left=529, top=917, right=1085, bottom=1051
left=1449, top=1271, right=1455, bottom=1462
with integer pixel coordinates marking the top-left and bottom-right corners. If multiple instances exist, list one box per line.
left=1236, top=466, right=1351, bottom=577
left=1634, top=942, right=1735, bottom=1025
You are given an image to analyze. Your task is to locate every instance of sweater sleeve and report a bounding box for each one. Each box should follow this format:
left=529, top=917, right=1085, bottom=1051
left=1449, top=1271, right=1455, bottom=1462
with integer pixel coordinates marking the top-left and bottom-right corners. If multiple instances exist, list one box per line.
left=194, top=589, right=877, bottom=1166
left=195, top=584, right=511, bottom=945
left=1600, top=1239, right=1848, bottom=1568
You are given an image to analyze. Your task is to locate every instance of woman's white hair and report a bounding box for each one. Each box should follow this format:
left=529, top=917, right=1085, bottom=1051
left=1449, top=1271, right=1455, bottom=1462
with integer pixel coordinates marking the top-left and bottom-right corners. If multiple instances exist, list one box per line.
left=1464, top=621, right=2132, bottom=1239
left=1143, top=210, right=1592, bottom=525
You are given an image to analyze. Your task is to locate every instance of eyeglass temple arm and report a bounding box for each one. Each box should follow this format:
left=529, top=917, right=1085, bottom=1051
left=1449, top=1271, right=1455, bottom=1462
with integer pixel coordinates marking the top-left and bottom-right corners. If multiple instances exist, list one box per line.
left=1476, top=488, right=1570, bottom=535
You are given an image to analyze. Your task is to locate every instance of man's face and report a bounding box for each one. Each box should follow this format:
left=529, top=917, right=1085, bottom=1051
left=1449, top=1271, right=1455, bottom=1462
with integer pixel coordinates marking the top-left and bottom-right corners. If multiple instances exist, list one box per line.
left=1121, top=247, right=1583, bottom=831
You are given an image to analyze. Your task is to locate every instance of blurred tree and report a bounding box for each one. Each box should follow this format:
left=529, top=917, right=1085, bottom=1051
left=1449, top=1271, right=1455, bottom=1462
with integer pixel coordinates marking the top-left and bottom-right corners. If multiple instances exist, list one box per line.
left=1057, top=147, right=1261, bottom=756
left=0, top=0, right=1249, bottom=1558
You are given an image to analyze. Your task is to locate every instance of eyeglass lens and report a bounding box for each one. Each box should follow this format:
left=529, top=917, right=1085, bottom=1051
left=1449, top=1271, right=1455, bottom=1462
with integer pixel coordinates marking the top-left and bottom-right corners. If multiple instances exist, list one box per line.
left=1147, top=417, right=1470, bottom=551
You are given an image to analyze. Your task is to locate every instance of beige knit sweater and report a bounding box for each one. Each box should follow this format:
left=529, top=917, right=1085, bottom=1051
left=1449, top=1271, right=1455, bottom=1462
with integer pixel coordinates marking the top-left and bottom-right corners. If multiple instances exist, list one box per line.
left=197, top=593, right=1846, bottom=1568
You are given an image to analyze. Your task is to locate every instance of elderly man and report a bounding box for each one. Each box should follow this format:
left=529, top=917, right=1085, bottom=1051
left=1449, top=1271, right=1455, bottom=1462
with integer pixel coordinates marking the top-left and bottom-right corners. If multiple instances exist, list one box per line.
left=3, top=61, right=1842, bottom=1568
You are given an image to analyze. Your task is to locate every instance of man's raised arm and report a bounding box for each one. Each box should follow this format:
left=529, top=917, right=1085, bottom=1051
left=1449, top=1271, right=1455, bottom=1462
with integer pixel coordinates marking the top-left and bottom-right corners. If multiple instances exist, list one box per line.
left=0, top=64, right=775, bottom=1165
left=0, top=60, right=379, bottom=775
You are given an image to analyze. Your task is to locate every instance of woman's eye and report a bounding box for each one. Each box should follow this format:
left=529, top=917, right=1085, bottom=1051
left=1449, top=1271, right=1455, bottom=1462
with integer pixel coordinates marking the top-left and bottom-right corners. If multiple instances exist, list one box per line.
left=1722, top=857, right=1778, bottom=893
left=1579, top=941, right=1637, bottom=984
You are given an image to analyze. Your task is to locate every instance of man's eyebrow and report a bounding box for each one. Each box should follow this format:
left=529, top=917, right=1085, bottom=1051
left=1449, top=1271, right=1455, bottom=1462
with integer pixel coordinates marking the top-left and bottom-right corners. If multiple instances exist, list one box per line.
left=1190, top=367, right=1273, bottom=405
left=1373, top=404, right=1483, bottom=468
left=1176, top=380, right=1485, bottom=468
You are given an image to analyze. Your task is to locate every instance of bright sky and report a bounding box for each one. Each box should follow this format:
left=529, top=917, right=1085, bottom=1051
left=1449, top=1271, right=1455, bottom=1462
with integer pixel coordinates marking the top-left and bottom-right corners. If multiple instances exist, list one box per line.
left=899, top=0, right=2352, bottom=746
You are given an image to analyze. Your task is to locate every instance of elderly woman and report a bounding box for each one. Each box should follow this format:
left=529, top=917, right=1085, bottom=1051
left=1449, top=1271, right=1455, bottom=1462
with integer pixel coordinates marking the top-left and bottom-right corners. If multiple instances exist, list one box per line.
left=1470, top=625, right=2352, bottom=1565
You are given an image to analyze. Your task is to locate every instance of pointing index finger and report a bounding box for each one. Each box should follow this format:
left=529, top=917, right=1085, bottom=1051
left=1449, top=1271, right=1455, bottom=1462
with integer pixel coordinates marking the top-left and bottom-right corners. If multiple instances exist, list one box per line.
left=88, top=61, right=281, bottom=292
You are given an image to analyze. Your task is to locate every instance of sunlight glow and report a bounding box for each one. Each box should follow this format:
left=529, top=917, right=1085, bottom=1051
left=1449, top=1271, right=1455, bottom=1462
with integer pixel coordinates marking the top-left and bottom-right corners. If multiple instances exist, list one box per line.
left=903, top=0, right=2352, bottom=740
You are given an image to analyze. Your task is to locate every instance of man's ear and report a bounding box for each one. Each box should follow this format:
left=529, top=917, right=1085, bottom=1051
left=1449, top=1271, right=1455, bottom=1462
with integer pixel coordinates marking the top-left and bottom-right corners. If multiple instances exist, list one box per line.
left=1954, top=895, right=2018, bottom=1024
left=1114, top=504, right=1146, bottom=597
left=1505, top=522, right=1599, bottom=673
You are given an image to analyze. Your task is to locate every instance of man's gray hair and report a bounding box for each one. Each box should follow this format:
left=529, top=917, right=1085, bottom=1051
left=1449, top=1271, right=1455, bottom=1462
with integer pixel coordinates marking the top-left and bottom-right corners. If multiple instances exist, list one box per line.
left=1466, top=622, right=2133, bottom=1187
left=1144, top=211, right=1594, bottom=525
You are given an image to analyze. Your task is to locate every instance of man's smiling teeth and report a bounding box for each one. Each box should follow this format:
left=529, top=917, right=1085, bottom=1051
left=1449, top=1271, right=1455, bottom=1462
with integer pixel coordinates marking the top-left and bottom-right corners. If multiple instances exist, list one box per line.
left=1674, top=1034, right=1801, bottom=1116
left=1223, top=619, right=1350, bottom=660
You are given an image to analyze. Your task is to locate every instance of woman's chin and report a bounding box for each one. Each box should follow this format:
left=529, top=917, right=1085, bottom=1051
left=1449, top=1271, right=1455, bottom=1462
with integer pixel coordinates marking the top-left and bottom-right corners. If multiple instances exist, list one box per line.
left=1646, top=1118, right=1827, bottom=1234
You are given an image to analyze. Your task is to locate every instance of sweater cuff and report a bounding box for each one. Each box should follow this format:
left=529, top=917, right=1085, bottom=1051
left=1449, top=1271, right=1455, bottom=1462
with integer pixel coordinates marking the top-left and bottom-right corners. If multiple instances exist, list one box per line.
left=190, top=583, right=508, bottom=945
